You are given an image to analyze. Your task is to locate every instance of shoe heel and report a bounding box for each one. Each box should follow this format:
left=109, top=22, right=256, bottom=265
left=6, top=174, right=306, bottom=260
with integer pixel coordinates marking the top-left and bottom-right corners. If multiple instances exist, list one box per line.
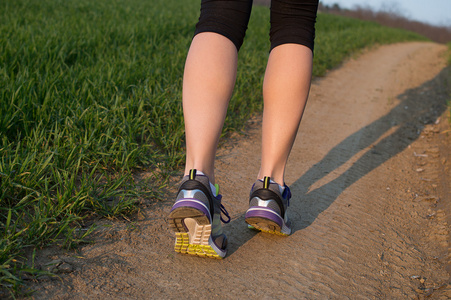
left=168, top=206, right=211, bottom=231
left=245, top=216, right=282, bottom=233
left=245, top=206, right=291, bottom=236
left=168, top=208, right=224, bottom=258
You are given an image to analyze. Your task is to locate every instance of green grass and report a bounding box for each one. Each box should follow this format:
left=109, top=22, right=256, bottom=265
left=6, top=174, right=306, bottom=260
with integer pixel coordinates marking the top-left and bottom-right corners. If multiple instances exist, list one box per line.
left=0, top=0, right=427, bottom=296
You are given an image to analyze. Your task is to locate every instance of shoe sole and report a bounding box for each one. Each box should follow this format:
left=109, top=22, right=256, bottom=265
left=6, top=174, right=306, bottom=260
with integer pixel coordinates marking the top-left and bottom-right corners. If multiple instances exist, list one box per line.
left=245, top=208, right=291, bottom=236
left=168, top=206, right=226, bottom=259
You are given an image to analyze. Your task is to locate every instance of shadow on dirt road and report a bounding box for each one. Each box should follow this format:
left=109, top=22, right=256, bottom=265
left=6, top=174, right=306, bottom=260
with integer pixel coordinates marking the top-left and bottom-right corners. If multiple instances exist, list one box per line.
left=288, top=66, right=449, bottom=233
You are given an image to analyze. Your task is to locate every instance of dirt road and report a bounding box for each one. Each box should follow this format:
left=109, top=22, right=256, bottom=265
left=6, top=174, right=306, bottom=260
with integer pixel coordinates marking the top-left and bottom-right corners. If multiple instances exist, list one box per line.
left=31, top=42, right=450, bottom=299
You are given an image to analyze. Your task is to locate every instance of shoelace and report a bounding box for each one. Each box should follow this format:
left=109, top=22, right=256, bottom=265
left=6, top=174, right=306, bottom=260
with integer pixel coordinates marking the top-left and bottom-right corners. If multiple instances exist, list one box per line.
left=283, top=185, right=292, bottom=207
left=220, top=204, right=230, bottom=223
left=215, top=194, right=230, bottom=223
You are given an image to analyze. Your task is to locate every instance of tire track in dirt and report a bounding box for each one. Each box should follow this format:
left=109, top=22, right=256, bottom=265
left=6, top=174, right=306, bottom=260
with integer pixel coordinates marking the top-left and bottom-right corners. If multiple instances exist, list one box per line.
left=31, top=42, right=450, bottom=299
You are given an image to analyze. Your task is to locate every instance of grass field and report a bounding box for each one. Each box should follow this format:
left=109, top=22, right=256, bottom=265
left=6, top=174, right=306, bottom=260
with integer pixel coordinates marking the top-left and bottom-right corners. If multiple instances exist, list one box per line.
left=0, top=0, right=427, bottom=295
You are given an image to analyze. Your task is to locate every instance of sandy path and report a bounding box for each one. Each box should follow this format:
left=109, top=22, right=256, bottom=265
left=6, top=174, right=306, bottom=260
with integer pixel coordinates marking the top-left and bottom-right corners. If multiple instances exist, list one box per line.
left=32, top=42, right=450, bottom=299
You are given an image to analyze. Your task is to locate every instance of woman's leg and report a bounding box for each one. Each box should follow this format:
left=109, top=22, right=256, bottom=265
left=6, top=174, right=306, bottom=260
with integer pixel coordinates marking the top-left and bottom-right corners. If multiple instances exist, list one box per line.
left=258, top=0, right=318, bottom=185
left=244, top=0, right=318, bottom=236
left=258, top=43, right=313, bottom=185
left=183, top=0, right=253, bottom=184
left=169, top=1, right=253, bottom=259
left=169, top=33, right=237, bottom=259
left=183, top=32, right=238, bottom=184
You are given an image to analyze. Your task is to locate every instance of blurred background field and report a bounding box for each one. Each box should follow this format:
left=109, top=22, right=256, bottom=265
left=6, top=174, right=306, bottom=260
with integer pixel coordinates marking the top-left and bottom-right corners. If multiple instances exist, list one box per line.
left=0, top=0, right=433, bottom=295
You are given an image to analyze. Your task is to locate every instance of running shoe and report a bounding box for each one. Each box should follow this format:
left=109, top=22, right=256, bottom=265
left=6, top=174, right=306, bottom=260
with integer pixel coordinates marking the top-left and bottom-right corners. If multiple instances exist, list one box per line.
left=245, top=177, right=292, bottom=236
left=168, top=169, right=230, bottom=259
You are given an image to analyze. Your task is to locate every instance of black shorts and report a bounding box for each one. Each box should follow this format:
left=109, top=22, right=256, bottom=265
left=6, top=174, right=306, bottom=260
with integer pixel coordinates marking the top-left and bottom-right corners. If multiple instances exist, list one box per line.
left=194, top=0, right=319, bottom=52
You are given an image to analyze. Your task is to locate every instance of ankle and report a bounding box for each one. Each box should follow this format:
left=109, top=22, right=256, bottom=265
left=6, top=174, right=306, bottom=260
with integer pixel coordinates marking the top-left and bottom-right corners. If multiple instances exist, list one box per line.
left=257, top=174, right=284, bottom=187
left=184, top=168, right=215, bottom=184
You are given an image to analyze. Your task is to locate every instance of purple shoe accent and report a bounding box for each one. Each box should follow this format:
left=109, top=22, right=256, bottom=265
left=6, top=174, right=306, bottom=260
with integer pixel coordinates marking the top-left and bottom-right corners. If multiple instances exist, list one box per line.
left=245, top=207, right=284, bottom=228
left=171, top=199, right=211, bottom=221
